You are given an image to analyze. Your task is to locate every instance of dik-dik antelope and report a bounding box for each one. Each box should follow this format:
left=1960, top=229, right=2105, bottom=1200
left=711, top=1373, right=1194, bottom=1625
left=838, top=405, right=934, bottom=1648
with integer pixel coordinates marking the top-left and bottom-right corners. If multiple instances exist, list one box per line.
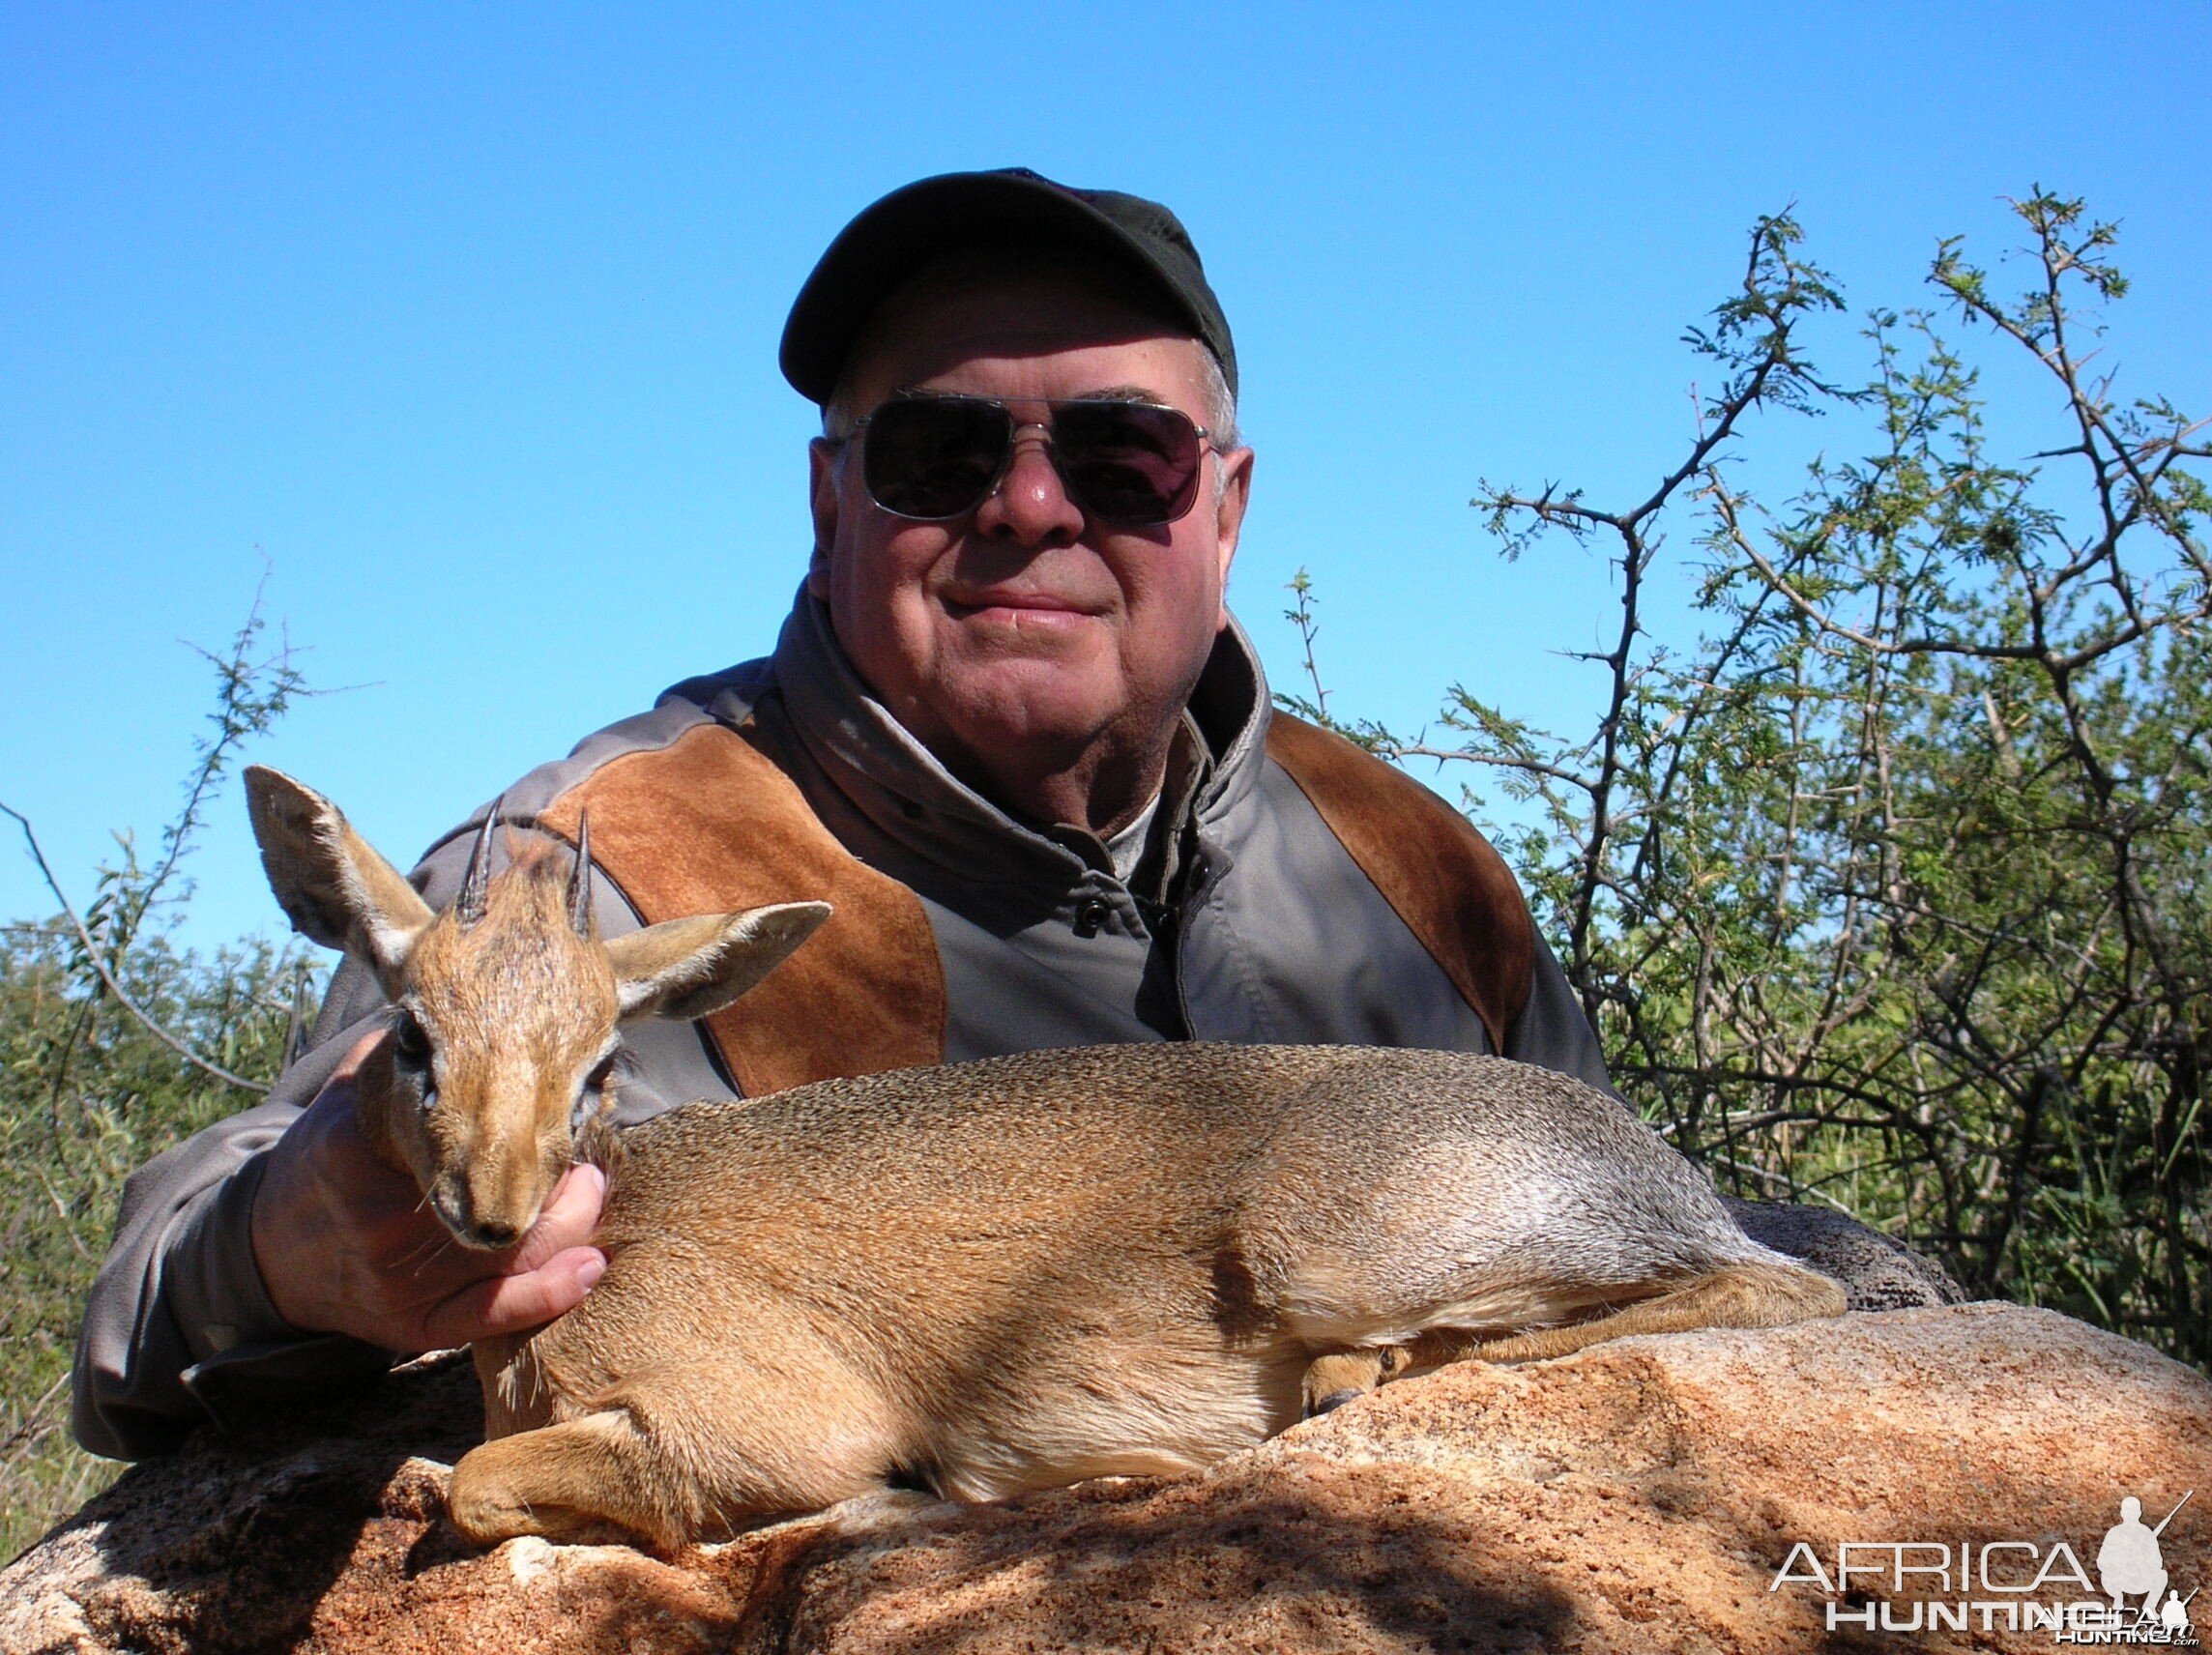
left=244, top=764, right=1848, bottom=1551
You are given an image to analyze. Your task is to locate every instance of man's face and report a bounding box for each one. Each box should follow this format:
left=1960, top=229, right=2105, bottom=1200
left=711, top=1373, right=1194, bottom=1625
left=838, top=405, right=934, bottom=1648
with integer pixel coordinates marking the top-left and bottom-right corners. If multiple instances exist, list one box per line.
left=807, top=266, right=1254, bottom=828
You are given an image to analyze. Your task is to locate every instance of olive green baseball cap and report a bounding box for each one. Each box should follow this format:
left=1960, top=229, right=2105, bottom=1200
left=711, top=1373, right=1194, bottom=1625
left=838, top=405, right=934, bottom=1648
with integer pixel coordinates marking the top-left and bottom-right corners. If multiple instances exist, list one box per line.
left=779, top=167, right=1237, bottom=406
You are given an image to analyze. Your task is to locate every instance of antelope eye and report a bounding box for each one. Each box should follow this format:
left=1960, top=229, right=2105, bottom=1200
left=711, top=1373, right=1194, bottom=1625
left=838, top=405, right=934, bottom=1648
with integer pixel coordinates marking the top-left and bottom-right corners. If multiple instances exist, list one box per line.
left=392, top=1011, right=432, bottom=1067
left=584, top=1053, right=617, bottom=1094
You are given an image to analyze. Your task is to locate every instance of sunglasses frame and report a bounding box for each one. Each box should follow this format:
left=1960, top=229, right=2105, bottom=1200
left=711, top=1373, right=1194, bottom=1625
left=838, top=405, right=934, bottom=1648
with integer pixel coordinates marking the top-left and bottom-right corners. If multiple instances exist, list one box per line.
left=832, top=394, right=1217, bottom=529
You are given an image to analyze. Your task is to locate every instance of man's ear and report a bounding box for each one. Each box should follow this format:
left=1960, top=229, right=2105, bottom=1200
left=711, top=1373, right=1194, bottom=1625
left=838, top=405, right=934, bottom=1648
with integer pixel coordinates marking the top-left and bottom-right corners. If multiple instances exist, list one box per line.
left=1211, top=445, right=1255, bottom=628
left=244, top=766, right=435, bottom=995
left=604, top=901, right=833, bottom=1024
left=807, top=437, right=841, bottom=599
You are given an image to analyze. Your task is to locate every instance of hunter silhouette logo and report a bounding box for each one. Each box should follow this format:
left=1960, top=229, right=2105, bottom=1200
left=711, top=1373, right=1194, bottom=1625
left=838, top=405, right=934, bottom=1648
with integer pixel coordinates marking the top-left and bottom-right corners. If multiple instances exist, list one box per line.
left=2099, top=1495, right=2197, bottom=1640
left=1769, top=1488, right=2197, bottom=1642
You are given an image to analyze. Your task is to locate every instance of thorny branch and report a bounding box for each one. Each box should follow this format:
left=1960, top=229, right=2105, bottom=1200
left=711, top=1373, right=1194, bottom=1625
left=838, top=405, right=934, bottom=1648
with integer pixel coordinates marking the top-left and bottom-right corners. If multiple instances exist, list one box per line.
left=1288, top=191, right=2210, bottom=1365
left=0, top=804, right=270, bottom=1096
left=1, top=574, right=322, bottom=1099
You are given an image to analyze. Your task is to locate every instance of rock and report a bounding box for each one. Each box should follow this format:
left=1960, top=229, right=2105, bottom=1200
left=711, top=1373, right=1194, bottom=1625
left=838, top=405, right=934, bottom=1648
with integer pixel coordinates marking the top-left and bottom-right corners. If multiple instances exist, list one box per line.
left=4, top=1305, right=2207, bottom=1654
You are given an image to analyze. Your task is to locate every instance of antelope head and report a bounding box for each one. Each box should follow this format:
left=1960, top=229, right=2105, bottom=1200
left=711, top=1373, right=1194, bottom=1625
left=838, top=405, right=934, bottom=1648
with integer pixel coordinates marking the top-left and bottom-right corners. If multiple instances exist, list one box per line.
left=243, top=766, right=830, bottom=1249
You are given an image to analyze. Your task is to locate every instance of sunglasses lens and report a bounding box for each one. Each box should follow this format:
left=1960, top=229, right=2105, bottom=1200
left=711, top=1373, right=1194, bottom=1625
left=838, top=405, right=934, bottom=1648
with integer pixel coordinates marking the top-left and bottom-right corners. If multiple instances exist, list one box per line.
left=1052, top=402, right=1205, bottom=526
left=862, top=399, right=1011, bottom=519
left=859, top=398, right=1207, bottom=527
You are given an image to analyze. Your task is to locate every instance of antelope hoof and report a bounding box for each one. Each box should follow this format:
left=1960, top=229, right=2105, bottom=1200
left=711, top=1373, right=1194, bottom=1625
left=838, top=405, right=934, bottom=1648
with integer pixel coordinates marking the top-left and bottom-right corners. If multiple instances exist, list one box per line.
left=1300, top=1350, right=1393, bottom=1418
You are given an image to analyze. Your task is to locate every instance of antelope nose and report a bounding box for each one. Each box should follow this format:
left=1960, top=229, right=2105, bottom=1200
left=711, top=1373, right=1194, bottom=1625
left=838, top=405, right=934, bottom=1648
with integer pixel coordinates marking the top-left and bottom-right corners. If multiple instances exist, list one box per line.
left=471, top=1218, right=520, bottom=1249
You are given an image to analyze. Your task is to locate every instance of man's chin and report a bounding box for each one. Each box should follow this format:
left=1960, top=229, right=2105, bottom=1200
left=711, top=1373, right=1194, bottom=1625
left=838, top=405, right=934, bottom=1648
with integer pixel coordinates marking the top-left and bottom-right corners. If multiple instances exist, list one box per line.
left=938, top=675, right=1126, bottom=759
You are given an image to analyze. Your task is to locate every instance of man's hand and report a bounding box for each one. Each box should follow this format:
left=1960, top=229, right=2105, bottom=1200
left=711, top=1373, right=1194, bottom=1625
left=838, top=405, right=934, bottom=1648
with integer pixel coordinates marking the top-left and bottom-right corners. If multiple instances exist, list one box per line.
left=248, top=1031, right=607, bottom=1353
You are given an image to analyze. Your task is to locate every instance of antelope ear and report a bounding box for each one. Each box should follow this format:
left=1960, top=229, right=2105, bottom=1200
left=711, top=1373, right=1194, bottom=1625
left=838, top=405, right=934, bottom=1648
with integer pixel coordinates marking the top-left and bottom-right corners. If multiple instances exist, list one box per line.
left=244, top=766, right=435, bottom=994
left=603, top=901, right=832, bottom=1024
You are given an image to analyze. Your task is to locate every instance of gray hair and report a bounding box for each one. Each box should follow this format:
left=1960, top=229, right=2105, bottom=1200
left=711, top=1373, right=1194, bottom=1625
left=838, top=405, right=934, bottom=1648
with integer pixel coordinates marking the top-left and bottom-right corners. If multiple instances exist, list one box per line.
left=1194, top=349, right=1239, bottom=452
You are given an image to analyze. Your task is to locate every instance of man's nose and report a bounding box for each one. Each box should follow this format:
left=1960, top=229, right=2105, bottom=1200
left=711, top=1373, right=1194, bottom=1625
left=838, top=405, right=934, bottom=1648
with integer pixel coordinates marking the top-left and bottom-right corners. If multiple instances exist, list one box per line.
left=973, top=429, right=1084, bottom=545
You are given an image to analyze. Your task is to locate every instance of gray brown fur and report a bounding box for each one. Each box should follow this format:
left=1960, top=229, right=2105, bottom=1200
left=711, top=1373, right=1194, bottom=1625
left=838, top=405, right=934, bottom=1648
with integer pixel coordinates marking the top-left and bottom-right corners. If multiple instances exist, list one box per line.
left=241, top=765, right=1848, bottom=1553
left=1725, top=1199, right=1965, bottom=1311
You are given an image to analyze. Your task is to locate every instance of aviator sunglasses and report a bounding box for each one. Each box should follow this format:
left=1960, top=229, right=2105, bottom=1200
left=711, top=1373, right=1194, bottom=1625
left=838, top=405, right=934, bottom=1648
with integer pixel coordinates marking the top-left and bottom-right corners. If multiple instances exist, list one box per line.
left=839, top=395, right=1216, bottom=528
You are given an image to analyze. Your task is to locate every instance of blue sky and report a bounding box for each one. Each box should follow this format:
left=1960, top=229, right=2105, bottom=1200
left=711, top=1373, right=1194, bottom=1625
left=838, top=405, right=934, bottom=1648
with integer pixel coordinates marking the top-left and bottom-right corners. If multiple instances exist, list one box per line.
left=4, top=3, right=2207, bottom=950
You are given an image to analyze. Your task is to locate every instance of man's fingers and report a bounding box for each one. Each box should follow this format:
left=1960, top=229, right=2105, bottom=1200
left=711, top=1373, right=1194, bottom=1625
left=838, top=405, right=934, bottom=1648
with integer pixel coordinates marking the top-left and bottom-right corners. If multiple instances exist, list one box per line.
left=421, top=1245, right=607, bottom=1350
left=509, top=1162, right=607, bottom=1271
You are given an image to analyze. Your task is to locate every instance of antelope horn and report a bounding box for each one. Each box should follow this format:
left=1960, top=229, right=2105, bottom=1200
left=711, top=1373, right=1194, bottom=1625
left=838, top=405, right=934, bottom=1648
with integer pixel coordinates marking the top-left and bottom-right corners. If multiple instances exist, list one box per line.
left=568, top=809, right=594, bottom=937
left=456, top=796, right=504, bottom=927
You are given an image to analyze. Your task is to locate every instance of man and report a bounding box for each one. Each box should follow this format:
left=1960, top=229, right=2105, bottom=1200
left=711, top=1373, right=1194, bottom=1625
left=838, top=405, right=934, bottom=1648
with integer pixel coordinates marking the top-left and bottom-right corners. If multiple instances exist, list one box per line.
left=73, top=169, right=1945, bottom=1461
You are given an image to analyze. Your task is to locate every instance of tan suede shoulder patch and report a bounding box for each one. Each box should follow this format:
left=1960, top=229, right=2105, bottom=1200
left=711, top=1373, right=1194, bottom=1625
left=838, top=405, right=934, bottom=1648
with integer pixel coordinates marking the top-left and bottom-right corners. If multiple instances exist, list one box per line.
left=538, top=721, right=946, bottom=1095
left=1265, top=712, right=1535, bottom=1050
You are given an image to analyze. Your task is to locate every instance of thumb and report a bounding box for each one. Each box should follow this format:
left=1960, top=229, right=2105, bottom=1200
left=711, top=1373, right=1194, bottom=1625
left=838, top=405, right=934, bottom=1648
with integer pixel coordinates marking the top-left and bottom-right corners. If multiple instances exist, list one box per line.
left=511, top=1162, right=606, bottom=1271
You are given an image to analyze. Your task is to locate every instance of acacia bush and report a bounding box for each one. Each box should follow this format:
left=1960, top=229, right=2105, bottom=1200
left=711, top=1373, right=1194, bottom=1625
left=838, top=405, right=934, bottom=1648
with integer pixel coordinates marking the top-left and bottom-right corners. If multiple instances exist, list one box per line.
left=0, top=602, right=317, bottom=1560
left=1294, top=190, right=2209, bottom=1365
